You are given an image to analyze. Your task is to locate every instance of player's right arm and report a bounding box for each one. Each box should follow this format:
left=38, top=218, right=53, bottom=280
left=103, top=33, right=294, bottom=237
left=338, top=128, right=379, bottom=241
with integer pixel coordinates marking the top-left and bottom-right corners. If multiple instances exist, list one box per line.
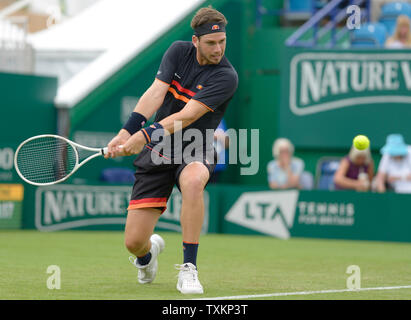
left=105, top=42, right=182, bottom=159
left=105, top=79, right=169, bottom=158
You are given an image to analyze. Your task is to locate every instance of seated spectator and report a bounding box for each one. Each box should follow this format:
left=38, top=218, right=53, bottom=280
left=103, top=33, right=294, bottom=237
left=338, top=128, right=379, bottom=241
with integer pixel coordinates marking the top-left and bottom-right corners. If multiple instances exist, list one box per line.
left=267, top=138, right=304, bottom=190
left=385, top=15, right=411, bottom=48
left=375, top=134, right=411, bottom=193
left=334, top=145, right=374, bottom=192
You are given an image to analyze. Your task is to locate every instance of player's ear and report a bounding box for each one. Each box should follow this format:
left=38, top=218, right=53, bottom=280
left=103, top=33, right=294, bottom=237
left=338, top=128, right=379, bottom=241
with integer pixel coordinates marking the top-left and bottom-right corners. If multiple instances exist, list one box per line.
left=192, top=35, right=199, bottom=48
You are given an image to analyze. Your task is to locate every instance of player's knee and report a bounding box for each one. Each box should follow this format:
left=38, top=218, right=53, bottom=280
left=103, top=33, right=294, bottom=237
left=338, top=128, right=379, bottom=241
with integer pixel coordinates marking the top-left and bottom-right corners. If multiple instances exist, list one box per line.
left=124, top=236, right=147, bottom=255
left=180, top=174, right=207, bottom=195
left=179, top=164, right=209, bottom=194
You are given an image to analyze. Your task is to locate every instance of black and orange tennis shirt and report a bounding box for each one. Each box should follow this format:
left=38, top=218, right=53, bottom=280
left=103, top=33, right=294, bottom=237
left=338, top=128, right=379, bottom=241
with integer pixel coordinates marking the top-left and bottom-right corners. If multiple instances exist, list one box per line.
left=151, top=40, right=238, bottom=159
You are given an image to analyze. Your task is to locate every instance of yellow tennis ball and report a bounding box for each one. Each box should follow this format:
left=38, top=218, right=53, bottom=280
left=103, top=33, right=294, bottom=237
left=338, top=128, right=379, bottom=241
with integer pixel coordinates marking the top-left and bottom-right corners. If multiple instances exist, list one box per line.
left=353, top=135, right=370, bottom=150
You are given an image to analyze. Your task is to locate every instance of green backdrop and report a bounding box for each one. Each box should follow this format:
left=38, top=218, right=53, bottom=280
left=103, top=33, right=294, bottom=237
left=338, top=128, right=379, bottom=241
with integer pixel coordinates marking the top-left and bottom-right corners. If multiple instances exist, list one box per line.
left=280, top=49, right=411, bottom=150
left=19, top=182, right=411, bottom=243
left=0, top=72, right=57, bottom=229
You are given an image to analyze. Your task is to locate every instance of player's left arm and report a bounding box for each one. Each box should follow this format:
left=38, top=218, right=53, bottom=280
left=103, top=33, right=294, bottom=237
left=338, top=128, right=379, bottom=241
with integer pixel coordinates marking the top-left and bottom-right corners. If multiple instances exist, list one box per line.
left=120, top=100, right=210, bottom=155
left=121, top=70, right=238, bottom=156
left=158, top=99, right=210, bottom=133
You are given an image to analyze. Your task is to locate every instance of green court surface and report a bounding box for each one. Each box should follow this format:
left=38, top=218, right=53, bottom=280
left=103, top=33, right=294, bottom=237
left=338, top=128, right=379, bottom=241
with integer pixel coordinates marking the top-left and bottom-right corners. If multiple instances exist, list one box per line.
left=1, top=231, right=411, bottom=300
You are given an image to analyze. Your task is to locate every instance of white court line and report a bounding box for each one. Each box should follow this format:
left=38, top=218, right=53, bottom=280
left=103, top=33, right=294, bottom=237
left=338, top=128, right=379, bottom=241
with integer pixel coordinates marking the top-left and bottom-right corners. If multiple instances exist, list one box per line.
left=192, top=285, right=411, bottom=300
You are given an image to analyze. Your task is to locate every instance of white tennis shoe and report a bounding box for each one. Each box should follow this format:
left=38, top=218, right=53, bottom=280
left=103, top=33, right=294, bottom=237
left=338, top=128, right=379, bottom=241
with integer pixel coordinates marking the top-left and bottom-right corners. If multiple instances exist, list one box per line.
left=129, top=234, right=165, bottom=284
left=175, top=263, right=204, bottom=294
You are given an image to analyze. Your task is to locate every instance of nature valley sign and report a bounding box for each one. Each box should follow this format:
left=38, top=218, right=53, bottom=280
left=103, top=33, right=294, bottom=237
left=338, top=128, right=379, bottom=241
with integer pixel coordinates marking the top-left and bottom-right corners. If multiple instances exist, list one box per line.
left=290, top=52, right=411, bottom=116
left=34, top=184, right=210, bottom=232
left=35, top=185, right=130, bottom=231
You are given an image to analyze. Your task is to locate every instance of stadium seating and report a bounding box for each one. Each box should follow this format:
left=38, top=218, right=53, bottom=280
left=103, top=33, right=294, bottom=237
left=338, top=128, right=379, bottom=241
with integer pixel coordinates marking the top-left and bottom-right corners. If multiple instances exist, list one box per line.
left=379, top=1, right=411, bottom=35
left=286, top=0, right=314, bottom=12
left=100, top=168, right=135, bottom=183
left=315, top=157, right=341, bottom=190
left=350, top=22, right=388, bottom=47
left=300, top=171, right=314, bottom=190
left=282, top=0, right=315, bottom=22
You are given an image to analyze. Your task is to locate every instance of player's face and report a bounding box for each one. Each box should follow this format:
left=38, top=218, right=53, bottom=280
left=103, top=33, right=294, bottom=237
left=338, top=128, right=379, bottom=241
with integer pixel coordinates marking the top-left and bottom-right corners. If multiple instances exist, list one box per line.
left=194, top=32, right=226, bottom=65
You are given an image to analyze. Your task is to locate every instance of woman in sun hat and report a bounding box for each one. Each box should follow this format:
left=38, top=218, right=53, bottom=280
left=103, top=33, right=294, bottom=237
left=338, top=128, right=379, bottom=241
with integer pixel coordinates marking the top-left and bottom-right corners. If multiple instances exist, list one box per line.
left=375, top=134, right=411, bottom=193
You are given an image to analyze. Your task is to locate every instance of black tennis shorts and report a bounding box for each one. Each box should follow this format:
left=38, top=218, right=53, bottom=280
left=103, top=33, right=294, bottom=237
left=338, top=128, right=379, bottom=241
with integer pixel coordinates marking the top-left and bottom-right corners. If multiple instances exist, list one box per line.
left=127, top=145, right=216, bottom=213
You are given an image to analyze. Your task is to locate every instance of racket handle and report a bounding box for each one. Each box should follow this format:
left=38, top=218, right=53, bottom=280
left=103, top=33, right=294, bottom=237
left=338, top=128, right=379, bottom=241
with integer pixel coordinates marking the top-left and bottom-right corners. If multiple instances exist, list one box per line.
left=101, top=145, right=123, bottom=157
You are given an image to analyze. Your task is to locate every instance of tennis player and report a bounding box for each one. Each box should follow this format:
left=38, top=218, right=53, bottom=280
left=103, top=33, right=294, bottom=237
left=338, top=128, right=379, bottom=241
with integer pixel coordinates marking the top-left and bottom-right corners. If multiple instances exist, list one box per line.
left=105, top=7, right=238, bottom=294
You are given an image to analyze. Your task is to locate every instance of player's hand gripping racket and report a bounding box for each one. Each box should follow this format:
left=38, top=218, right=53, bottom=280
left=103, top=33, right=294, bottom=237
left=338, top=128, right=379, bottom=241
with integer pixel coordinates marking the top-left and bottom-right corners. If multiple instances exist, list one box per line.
left=14, top=134, right=111, bottom=186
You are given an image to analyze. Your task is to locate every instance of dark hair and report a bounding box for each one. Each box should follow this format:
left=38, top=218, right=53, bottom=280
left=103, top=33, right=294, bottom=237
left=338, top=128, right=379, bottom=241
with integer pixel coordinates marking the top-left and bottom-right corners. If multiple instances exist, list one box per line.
left=191, top=6, right=228, bottom=30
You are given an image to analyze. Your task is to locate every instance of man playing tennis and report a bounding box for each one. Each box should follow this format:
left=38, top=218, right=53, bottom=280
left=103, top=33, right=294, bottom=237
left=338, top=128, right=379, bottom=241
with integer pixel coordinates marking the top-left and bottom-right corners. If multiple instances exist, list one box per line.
left=105, top=7, right=238, bottom=294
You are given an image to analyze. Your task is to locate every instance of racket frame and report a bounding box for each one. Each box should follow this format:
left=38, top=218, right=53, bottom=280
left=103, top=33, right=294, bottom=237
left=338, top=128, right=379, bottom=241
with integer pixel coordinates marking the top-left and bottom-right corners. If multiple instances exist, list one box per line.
left=14, top=134, right=108, bottom=186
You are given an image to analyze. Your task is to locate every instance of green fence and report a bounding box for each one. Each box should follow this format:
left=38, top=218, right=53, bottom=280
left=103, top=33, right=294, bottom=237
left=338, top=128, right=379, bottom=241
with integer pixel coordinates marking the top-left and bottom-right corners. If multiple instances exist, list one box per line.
left=0, top=72, right=57, bottom=183
left=221, top=185, right=411, bottom=242
left=13, top=183, right=411, bottom=243
left=20, top=183, right=220, bottom=234
left=0, top=72, right=57, bottom=229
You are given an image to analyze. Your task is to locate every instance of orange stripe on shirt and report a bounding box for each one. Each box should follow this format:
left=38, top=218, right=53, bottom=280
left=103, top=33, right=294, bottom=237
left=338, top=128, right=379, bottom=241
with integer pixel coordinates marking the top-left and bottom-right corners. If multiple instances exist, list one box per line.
left=171, top=80, right=196, bottom=97
left=168, top=87, right=190, bottom=103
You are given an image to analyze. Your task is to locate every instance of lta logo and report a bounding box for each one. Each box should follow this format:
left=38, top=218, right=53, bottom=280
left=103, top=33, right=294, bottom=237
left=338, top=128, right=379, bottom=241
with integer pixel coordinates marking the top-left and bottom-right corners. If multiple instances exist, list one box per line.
left=225, top=190, right=299, bottom=239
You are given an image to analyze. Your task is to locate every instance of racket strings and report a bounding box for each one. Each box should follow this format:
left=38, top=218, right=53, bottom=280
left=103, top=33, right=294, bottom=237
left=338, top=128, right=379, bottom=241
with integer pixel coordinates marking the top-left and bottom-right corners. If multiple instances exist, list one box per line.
left=16, top=137, right=77, bottom=184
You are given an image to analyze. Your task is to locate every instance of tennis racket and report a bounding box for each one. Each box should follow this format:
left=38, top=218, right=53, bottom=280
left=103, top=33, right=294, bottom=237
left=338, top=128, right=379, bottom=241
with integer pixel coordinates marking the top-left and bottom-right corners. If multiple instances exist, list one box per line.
left=14, top=134, right=109, bottom=186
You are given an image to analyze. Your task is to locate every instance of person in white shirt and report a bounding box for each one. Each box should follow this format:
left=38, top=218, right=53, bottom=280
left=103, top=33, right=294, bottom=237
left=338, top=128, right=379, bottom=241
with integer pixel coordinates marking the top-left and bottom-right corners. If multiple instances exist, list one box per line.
left=375, top=134, right=411, bottom=193
left=267, top=138, right=304, bottom=190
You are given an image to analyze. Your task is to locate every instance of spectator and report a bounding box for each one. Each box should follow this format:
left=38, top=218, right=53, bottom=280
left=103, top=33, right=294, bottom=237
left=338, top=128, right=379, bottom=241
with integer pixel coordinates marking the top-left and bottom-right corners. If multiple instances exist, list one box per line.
left=385, top=15, right=411, bottom=48
left=375, top=134, right=411, bottom=193
left=334, top=145, right=374, bottom=192
left=267, top=138, right=304, bottom=190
